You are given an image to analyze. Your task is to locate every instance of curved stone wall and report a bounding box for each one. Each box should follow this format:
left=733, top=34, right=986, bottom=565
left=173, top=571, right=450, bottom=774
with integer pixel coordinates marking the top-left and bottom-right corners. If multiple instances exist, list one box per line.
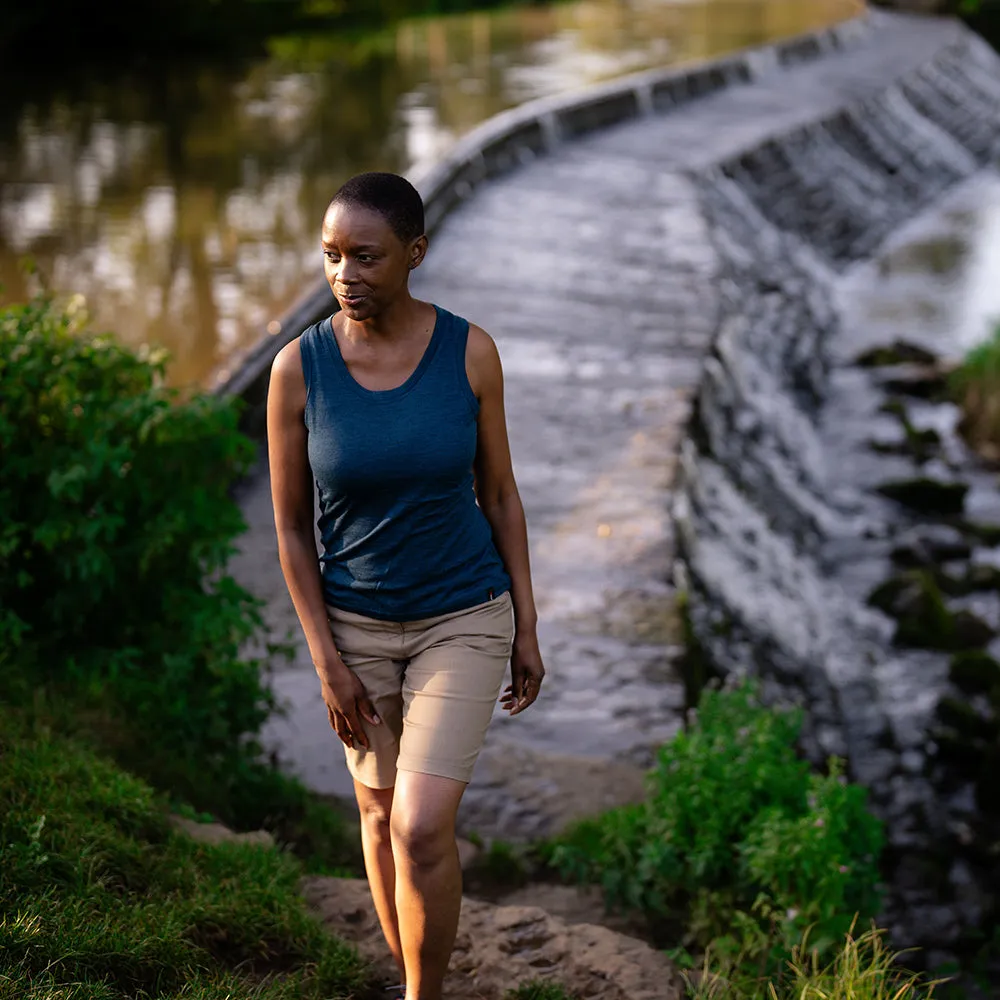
left=215, top=11, right=872, bottom=427
left=673, top=24, right=1000, bottom=959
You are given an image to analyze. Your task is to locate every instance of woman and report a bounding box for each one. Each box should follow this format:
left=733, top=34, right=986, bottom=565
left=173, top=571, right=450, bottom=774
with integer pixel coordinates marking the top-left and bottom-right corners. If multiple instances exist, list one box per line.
left=267, top=171, right=545, bottom=1000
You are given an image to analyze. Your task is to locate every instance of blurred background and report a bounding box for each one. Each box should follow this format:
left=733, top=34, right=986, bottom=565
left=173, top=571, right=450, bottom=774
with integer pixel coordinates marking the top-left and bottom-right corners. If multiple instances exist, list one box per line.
left=1, top=0, right=858, bottom=387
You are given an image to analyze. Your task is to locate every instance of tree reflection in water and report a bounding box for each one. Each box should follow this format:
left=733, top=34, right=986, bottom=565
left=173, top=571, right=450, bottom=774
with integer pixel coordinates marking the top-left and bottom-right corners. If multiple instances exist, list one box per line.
left=0, top=0, right=858, bottom=388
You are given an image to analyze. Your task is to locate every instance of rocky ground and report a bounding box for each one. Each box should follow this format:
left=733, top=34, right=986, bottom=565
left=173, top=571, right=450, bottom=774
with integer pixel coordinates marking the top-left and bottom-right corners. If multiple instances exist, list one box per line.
left=173, top=814, right=683, bottom=1000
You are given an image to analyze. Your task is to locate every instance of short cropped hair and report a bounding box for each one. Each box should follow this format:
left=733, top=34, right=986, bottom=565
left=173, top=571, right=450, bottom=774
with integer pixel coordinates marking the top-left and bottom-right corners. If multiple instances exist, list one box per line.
left=329, top=172, right=425, bottom=244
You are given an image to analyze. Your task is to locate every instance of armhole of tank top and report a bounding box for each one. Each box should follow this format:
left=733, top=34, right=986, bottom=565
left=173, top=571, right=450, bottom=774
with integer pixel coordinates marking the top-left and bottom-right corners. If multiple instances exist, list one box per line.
left=299, top=322, right=319, bottom=427
left=454, top=315, right=481, bottom=419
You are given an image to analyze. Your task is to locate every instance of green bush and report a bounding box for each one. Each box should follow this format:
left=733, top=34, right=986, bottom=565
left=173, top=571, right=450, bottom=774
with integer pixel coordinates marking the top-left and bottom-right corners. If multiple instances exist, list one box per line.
left=549, top=683, right=883, bottom=971
left=0, top=714, right=368, bottom=1000
left=0, top=294, right=278, bottom=820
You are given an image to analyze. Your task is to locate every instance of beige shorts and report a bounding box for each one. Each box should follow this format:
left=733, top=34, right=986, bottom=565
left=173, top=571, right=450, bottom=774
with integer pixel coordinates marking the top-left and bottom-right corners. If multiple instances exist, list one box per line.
left=326, top=592, right=514, bottom=788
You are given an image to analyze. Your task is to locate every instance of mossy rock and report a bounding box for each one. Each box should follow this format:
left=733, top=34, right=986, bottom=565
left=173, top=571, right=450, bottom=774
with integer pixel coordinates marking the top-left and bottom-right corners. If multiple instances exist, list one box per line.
left=961, top=564, right=1000, bottom=593
left=877, top=477, right=969, bottom=515
left=855, top=340, right=939, bottom=368
left=960, top=521, right=1000, bottom=547
left=868, top=573, right=922, bottom=616
left=976, top=746, right=1000, bottom=818
left=891, top=526, right=971, bottom=569
left=950, top=651, right=1000, bottom=695
left=879, top=570, right=996, bottom=650
left=879, top=365, right=950, bottom=401
left=897, top=609, right=994, bottom=651
left=937, top=696, right=999, bottom=742
left=932, top=725, right=985, bottom=771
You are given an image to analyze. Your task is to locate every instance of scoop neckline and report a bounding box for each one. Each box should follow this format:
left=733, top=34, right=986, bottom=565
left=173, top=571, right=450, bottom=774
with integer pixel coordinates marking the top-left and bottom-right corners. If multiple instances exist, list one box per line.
left=324, top=304, right=442, bottom=401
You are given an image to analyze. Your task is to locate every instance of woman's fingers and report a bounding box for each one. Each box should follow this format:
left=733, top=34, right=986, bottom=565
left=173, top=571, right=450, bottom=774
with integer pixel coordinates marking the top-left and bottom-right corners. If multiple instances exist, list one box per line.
left=343, top=707, right=370, bottom=750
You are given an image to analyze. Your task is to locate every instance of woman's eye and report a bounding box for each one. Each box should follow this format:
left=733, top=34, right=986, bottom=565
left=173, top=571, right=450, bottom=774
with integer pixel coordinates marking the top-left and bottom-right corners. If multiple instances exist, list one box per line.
left=358, top=255, right=374, bottom=263
left=324, top=252, right=340, bottom=262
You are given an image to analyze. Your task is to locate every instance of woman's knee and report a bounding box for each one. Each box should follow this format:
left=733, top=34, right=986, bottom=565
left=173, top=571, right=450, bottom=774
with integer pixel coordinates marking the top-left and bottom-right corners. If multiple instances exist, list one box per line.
left=356, top=786, right=393, bottom=843
left=390, top=809, right=454, bottom=869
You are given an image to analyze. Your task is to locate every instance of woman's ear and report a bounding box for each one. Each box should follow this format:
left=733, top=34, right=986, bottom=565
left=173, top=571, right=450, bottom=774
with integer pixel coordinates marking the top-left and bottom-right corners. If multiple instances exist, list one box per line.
left=409, top=235, right=429, bottom=270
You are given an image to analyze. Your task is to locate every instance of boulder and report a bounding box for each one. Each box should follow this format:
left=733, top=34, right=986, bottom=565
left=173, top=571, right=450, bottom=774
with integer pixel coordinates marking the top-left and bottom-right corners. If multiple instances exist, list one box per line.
left=890, top=525, right=971, bottom=569
left=855, top=340, right=939, bottom=368
left=877, top=477, right=969, bottom=515
left=870, top=571, right=995, bottom=650
left=877, top=363, right=951, bottom=400
left=950, top=651, right=1000, bottom=695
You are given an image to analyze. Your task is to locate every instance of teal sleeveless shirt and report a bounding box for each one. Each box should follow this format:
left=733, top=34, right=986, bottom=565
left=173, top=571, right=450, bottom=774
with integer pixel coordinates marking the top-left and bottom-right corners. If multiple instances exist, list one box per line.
left=299, top=305, right=511, bottom=621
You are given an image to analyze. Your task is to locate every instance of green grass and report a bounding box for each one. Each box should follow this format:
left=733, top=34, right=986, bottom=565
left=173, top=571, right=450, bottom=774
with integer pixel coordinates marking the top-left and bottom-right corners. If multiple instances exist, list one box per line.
left=687, top=924, right=941, bottom=1000
left=0, top=712, right=370, bottom=1000
left=950, top=320, right=1000, bottom=459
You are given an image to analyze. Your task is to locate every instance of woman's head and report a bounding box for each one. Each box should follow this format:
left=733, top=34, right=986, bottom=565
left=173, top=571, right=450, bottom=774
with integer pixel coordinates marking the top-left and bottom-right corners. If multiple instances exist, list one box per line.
left=322, top=172, right=428, bottom=320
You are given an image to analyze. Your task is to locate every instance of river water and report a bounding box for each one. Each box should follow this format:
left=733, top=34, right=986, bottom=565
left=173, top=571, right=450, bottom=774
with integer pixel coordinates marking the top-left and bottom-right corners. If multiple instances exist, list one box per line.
left=0, top=0, right=856, bottom=387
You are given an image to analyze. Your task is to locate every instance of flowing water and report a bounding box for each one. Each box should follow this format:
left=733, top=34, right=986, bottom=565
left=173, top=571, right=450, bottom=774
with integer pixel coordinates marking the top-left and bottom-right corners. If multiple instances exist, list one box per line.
left=675, top=23, right=1000, bottom=951
left=0, top=0, right=857, bottom=387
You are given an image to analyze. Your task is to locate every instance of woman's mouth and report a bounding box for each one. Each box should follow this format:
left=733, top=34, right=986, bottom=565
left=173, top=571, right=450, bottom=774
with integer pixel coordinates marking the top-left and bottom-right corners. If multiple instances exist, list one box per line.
left=339, top=293, right=367, bottom=308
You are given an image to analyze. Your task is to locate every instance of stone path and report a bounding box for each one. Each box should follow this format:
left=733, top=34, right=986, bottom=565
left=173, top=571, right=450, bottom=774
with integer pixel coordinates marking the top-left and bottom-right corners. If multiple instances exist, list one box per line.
left=229, top=10, right=963, bottom=838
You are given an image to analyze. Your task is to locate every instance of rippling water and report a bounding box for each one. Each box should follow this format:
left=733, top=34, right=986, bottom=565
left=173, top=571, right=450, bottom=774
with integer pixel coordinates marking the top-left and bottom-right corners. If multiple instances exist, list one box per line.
left=0, top=0, right=857, bottom=387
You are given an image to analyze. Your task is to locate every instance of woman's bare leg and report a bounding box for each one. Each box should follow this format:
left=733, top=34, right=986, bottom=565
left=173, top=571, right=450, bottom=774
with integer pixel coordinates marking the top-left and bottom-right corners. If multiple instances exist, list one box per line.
left=389, top=771, right=466, bottom=1000
left=353, top=780, right=405, bottom=983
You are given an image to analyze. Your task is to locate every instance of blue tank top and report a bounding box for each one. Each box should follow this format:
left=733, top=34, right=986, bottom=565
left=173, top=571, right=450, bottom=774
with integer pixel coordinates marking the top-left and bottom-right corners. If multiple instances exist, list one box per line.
left=299, top=304, right=511, bottom=621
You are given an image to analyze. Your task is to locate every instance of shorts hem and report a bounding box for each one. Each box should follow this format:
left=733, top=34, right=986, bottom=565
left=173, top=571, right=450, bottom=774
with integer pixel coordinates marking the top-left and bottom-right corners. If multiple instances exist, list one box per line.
left=396, top=759, right=473, bottom=785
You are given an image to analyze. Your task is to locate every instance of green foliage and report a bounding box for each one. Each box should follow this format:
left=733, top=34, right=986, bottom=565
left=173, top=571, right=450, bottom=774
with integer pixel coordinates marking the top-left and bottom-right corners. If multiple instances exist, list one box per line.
left=0, top=294, right=283, bottom=816
left=0, top=716, right=367, bottom=999
left=687, top=923, right=940, bottom=1000
left=0, top=0, right=530, bottom=56
left=549, top=683, right=884, bottom=972
left=950, top=320, right=1000, bottom=457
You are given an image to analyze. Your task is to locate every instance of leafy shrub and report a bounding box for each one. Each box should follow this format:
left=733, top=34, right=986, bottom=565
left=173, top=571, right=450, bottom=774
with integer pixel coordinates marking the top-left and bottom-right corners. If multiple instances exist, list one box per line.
left=0, top=714, right=367, bottom=999
left=549, top=683, right=883, bottom=971
left=0, top=294, right=274, bottom=820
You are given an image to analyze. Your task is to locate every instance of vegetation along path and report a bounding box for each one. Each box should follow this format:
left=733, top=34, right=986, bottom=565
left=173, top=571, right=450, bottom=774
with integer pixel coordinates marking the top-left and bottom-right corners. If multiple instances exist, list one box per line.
left=230, top=9, right=968, bottom=841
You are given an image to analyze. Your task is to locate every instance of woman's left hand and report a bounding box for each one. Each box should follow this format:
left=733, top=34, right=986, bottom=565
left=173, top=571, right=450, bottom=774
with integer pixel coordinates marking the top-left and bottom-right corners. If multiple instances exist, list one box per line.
left=501, top=631, right=545, bottom=716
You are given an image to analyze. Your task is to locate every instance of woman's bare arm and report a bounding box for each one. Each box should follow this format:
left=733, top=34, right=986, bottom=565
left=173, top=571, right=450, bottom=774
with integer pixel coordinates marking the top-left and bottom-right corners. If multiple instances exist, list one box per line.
left=267, top=340, right=377, bottom=745
left=467, top=324, right=545, bottom=715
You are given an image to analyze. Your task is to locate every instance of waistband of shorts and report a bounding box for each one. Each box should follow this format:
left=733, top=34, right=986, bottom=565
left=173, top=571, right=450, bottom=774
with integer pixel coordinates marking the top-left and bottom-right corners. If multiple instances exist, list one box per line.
left=326, top=589, right=511, bottom=629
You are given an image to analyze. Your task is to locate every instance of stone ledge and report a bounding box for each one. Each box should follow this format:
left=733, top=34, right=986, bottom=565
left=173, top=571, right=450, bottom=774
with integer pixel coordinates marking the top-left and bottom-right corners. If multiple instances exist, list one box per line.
left=212, top=9, right=873, bottom=432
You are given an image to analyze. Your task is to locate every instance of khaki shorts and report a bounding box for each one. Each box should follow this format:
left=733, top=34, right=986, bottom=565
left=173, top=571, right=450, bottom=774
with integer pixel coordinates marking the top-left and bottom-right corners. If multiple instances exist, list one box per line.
left=326, top=592, right=514, bottom=788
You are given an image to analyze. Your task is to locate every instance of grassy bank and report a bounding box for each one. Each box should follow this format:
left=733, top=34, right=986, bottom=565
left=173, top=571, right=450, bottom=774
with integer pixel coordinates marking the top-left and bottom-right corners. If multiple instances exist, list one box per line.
left=0, top=712, right=368, bottom=1000
left=0, top=292, right=358, bottom=871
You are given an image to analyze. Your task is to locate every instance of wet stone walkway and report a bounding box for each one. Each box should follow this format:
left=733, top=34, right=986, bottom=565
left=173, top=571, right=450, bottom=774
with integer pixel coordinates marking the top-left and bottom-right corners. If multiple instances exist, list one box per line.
left=229, top=10, right=962, bottom=839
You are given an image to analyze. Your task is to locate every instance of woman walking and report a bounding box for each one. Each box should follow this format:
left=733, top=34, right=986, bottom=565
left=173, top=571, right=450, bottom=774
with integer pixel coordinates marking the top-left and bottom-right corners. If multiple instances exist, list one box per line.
left=267, top=172, right=545, bottom=1000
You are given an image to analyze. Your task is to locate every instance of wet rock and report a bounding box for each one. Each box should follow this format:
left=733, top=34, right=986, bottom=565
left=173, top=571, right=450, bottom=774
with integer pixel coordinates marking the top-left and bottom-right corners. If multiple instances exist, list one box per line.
left=950, top=651, right=1000, bottom=694
left=877, top=363, right=951, bottom=400
left=960, top=521, right=1000, bottom=547
left=960, top=563, right=1000, bottom=593
left=855, top=340, right=940, bottom=368
left=936, top=697, right=998, bottom=743
left=872, top=570, right=995, bottom=650
left=877, top=477, right=969, bottom=515
left=891, top=525, right=971, bottom=569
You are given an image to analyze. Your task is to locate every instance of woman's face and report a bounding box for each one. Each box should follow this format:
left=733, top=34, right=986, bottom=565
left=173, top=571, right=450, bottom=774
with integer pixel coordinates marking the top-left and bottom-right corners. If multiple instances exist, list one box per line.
left=321, top=202, right=422, bottom=321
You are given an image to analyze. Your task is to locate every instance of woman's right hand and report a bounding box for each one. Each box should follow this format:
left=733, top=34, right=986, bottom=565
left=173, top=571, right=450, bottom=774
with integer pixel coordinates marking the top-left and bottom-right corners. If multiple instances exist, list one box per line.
left=318, top=664, right=381, bottom=749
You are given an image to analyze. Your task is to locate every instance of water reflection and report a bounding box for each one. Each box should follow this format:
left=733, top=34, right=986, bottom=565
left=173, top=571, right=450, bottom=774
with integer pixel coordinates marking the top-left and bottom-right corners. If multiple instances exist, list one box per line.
left=0, top=0, right=857, bottom=387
